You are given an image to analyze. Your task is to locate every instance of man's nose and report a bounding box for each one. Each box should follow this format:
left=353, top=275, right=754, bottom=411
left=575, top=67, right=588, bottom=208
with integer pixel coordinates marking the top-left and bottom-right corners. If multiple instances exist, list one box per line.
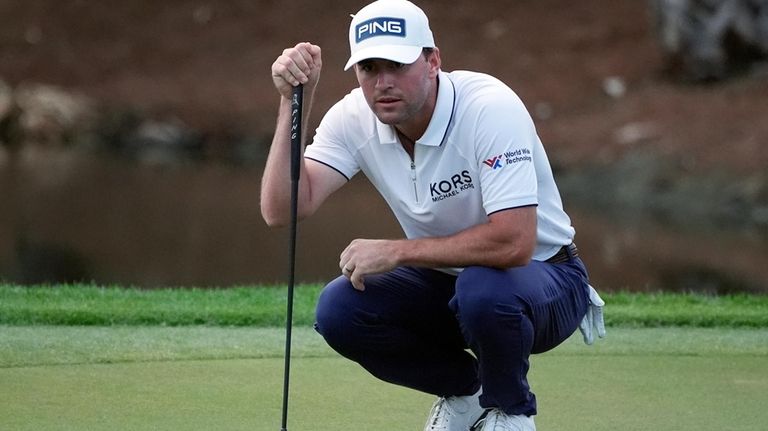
left=375, top=71, right=394, bottom=89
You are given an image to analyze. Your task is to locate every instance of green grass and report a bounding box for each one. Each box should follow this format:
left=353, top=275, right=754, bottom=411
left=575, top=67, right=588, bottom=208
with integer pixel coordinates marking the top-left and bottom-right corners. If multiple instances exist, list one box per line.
left=1, top=355, right=433, bottom=431
left=605, top=291, right=768, bottom=327
left=0, top=284, right=323, bottom=326
left=1, top=326, right=767, bottom=430
left=2, top=326, right=767, bottom=369
left=2, top=283, right=767, bottom=327
left=0, top=325, right=330, bottom=367
left=1, top=283, right=767, bottom=430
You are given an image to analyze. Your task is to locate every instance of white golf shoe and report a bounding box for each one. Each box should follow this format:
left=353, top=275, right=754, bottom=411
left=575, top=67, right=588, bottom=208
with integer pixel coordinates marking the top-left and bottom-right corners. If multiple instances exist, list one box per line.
left=472, top=409, right=535, bottom=431
left=423, top=389, right=485, bottom=431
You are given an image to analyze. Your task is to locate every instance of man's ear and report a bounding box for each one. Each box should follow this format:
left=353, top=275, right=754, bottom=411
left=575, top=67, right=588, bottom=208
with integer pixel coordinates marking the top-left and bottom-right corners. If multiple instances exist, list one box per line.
left=428, top=47, right=441, bottom=76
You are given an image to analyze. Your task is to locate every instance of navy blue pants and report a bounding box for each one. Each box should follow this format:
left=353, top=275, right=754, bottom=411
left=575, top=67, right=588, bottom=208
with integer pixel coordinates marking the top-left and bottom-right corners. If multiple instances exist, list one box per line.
left=314, top=253, right=589, bottom=416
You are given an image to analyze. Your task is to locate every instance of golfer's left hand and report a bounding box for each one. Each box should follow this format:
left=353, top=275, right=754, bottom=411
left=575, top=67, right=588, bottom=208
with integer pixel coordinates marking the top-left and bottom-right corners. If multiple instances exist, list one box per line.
left=339, top=239, right=400, bottom=291
left=579, top=284, right=606, bottom=345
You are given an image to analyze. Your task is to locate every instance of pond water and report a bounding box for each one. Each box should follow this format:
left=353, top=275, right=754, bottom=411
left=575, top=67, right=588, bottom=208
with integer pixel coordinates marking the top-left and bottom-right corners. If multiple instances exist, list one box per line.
left=1, top=150, right=766, bottom=293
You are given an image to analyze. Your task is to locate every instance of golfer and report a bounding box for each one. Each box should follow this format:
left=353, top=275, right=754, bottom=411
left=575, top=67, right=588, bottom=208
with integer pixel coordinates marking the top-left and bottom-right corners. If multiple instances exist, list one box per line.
left=263, top=1, right=601, bottom=429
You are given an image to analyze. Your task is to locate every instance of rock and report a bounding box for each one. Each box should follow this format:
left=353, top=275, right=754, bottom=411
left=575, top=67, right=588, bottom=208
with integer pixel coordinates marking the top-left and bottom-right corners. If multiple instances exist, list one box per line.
left=14, top=83, right=96, bottom=147
left=602, top=76, right=627, bottom=98
left=650, top=0, right=768, bottom=80
left=613, top=122, right=660, bottom=145
left=124, top=118, right=203, bottom=166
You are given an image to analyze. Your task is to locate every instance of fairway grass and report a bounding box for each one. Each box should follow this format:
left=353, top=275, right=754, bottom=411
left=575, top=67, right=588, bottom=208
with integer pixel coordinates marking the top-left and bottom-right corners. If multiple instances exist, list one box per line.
left=2, top=326, right=767, bottom=430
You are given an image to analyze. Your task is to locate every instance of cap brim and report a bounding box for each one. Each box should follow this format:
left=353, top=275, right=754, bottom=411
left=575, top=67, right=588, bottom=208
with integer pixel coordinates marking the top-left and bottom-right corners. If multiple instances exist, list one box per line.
left=344, top=45, right=423, bottom=71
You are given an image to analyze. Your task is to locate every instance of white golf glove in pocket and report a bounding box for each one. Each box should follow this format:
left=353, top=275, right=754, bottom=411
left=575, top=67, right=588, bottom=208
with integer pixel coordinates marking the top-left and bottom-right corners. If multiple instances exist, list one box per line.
left=579, top=284, right=606, bottom=345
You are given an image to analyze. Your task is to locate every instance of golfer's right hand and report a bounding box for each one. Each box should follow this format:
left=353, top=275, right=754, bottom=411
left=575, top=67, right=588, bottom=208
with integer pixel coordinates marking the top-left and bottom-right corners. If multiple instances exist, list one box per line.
left=271, top=42, right=322, bottom=99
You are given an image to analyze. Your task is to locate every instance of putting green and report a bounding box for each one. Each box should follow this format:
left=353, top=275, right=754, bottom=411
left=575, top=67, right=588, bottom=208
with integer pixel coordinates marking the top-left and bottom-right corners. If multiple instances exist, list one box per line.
left=0, top=357, right=432, bottom=430
left=1, top=327, right=767, bottom=430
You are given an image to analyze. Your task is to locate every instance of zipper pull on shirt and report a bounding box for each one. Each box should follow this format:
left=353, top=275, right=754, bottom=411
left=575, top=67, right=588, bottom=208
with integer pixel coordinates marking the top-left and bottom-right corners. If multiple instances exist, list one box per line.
left=410, top=160, right=419, bottom=203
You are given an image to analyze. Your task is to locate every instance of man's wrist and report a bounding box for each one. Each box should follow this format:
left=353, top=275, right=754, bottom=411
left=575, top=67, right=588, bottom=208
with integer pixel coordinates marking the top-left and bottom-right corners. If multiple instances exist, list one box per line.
left=389, top=239, right=406, bottom=267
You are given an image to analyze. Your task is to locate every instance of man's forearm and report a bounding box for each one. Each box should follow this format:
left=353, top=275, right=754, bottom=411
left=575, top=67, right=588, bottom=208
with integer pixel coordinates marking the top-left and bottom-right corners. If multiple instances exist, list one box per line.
left=395, top=222, right=533, bottom=270
left=342, top=207, right=537, bottom=279
left=260, top=95, right=313, bottom=226
left=401, top=207, right=536, bottom=269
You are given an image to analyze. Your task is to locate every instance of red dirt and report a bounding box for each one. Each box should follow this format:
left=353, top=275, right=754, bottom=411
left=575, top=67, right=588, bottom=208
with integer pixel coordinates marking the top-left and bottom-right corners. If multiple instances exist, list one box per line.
left=2, top=0, right=766, bottom=175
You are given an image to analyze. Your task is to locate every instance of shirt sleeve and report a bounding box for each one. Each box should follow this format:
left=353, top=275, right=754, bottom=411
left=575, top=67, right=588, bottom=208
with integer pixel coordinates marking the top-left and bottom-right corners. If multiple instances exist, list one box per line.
left=304, top=95, right=361, bottom=181
left=472, top=87, right=539, bottom=215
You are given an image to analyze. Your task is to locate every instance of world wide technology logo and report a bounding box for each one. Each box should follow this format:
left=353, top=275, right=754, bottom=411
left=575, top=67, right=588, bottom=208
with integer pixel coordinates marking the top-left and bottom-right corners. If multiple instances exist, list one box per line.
left=483, top=155, right=503, bottom=170
left=483, top=149, right=532, bottom=170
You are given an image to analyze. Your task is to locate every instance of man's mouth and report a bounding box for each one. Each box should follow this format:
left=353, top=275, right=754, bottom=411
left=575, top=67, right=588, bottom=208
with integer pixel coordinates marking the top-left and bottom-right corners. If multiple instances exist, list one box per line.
left=376, top=97, right=401, bottom=106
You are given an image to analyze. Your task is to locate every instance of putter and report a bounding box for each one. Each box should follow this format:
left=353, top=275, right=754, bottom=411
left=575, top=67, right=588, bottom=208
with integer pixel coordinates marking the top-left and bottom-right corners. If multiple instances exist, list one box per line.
left=280, top=83, right=303, bottom=431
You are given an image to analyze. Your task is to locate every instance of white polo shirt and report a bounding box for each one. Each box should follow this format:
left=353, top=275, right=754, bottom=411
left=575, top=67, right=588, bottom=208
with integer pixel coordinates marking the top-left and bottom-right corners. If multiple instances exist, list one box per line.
left=304, top=70, right=575, bottom=271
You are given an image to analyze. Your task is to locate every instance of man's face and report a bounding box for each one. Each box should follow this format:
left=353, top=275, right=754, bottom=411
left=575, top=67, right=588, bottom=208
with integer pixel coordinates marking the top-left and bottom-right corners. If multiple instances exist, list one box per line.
left=354, top=50, right=440, bottom=130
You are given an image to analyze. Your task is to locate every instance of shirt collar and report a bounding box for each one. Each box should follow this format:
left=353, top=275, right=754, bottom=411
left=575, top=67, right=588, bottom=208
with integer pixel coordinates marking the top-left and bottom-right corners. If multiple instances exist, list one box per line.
left=376, top=71, right=456, bottom=147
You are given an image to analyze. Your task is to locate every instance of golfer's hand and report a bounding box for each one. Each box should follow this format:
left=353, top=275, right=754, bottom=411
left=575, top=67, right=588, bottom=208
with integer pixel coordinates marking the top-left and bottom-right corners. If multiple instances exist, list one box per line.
left=579, top=284, right=606, bottom=345
left=339, top=239, right=400, bottom=291
left=271, top=42, right=322, bottom=99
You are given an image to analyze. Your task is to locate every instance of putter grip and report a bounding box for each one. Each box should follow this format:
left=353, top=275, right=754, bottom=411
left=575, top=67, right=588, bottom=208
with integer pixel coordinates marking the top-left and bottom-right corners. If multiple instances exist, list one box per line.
left=290, top=84, right=303, bottom=183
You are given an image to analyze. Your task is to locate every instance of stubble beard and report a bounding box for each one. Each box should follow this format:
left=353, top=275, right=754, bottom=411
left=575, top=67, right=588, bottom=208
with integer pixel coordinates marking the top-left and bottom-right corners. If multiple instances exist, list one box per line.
left=371, top=91, right=427, bottom=128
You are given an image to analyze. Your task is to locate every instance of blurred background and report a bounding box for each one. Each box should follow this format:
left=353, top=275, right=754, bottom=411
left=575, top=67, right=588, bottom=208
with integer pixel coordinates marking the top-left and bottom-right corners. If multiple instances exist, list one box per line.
left=0, top=0, right=766, bottom=292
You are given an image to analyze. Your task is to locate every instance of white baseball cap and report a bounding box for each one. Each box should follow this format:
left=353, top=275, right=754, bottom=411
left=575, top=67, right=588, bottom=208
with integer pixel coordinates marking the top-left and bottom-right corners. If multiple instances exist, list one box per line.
left=344, top=0, right=435, bottom=71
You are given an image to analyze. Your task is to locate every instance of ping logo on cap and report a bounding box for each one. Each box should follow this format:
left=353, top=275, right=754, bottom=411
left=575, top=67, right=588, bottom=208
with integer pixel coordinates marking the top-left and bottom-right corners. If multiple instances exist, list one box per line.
left=355, top=17, right=406, bottom=43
